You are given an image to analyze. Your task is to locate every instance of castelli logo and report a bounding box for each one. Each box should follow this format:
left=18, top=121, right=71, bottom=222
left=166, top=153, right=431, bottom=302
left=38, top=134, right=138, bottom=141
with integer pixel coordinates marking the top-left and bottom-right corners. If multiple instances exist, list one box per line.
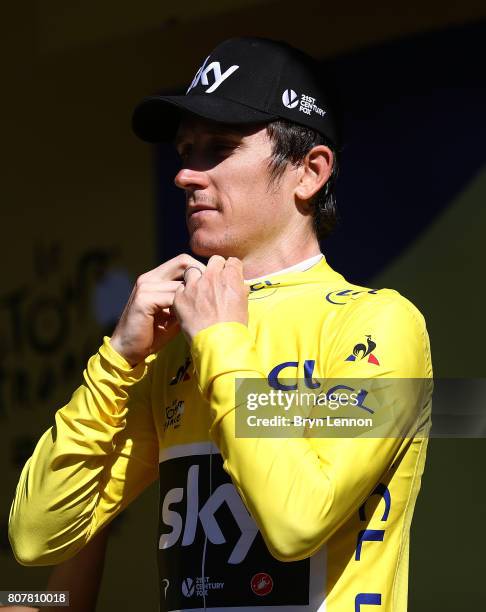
left=251, top=572, right=273, bottom=596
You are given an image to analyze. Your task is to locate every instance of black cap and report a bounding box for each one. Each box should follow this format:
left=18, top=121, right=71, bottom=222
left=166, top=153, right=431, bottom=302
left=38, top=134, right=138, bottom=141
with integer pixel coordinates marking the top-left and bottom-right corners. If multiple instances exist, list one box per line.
left=132, top=37, right=341, bottom=148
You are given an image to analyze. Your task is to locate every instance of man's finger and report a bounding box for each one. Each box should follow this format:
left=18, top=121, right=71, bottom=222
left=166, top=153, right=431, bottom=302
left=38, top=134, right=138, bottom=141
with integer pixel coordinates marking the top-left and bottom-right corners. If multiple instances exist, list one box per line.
left=223, top=257, right=245, bottom=283
left=142, top=254, right=206, bottom=283
left=183, top=266, right=204, bottom=286
left=136, top=281, right=183, bottom=293
left=224, top=257, right=244, bottom=274
left=205, top=255, right=226, bottom=276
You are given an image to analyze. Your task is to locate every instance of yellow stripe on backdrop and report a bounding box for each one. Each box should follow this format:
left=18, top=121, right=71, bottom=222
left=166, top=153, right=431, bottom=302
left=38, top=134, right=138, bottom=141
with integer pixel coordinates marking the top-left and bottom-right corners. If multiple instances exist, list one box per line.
left=371, top=164, right=486, bottom=378
left=370, top=166, right=486, bottom=609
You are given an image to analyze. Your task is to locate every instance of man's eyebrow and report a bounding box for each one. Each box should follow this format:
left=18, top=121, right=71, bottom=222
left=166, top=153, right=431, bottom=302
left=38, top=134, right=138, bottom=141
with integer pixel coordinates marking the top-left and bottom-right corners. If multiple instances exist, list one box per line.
left=174, top=126, right=242, bottom=147
left=210, top=126, right=242, bottom=137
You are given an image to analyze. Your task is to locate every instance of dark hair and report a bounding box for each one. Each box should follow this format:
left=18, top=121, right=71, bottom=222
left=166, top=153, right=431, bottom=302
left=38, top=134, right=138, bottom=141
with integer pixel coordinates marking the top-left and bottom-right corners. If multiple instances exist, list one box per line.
left=265, top=119, right=340, bottom=241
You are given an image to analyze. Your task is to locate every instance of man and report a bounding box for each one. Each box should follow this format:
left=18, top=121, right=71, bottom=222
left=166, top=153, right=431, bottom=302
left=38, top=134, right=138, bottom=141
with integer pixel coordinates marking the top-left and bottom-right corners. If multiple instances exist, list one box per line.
left=9, top=37, right=432, bottom=611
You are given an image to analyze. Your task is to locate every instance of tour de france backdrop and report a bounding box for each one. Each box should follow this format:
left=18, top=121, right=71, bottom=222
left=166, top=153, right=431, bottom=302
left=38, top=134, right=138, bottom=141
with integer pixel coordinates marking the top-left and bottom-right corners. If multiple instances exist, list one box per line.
left=1, top=4, right=485, bottom=610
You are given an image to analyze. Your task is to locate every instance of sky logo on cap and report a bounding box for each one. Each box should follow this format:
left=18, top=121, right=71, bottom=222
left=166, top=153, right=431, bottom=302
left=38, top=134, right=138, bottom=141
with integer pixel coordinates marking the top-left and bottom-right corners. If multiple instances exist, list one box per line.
left=282, top=89, right=299, bottom=109
left=187, top=55, right=240, bottom=94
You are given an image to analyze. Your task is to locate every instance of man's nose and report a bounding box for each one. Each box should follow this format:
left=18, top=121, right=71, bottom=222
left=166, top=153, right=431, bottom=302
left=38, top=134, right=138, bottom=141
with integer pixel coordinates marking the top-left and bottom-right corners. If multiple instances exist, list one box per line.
left=174, top=167, right=210, bottom=191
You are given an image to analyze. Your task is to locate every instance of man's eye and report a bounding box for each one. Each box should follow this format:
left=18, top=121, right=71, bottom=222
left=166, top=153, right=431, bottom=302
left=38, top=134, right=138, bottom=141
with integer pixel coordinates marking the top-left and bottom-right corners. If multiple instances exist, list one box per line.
left=212, top=143, right=236, bottom=155
left=176, top=148, right=191, bottom=163
left=175, top=143, right=236, bottom=164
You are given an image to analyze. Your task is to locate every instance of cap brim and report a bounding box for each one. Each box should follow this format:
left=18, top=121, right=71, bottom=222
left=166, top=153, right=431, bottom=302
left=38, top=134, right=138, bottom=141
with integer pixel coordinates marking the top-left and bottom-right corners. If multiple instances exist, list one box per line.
left=132, top=94, right=279, bottom=143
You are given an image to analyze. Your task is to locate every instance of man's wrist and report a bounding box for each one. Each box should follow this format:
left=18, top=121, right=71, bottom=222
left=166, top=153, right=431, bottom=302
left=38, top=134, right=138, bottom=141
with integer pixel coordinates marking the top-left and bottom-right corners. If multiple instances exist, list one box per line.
left=103, top=337, right=147, bottom=372
left=108, top=337, right=141, bottom=368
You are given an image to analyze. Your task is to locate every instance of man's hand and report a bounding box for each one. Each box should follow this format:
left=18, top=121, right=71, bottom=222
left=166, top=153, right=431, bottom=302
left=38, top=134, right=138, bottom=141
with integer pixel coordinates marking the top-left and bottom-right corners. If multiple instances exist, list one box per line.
left=110, top=254, right=206, bottom=366
left=173, top=255, right=249, bottom=343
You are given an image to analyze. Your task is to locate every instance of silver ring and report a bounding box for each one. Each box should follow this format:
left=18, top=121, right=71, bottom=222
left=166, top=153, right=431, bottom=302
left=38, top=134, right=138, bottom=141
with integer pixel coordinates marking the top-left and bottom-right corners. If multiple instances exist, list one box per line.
left=183, top=266, right=203, bottom=284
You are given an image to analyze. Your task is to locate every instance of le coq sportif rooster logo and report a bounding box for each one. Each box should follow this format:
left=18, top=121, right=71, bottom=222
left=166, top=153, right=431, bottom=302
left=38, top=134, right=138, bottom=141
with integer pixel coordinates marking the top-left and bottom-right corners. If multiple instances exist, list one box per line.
left=345, top=335, right=380, bottom=366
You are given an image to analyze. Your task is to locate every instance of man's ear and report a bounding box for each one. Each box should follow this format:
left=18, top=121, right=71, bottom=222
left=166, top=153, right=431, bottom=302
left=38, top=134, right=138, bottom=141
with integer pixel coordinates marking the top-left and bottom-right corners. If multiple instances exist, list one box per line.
left=294, top=145, right=334, bottom=201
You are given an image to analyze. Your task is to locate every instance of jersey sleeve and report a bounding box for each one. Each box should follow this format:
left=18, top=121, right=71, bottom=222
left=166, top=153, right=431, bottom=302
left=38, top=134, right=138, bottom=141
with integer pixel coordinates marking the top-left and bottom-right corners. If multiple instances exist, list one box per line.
left=190, top=292, right=432, bottom=561
left=8, top=337, right=159, bottom=566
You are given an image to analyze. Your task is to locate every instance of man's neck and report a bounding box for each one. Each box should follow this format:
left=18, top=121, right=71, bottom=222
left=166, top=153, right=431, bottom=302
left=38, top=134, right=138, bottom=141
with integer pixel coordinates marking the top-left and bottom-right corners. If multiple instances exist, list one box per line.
left=240, top=240, right=322, bottom=280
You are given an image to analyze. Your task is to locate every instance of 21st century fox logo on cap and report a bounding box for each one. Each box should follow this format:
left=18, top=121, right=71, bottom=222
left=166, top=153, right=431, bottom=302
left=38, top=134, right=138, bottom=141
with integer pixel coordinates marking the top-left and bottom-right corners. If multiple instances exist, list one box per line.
left=282, top=89, right=327, bottom=118
left=282, top=89, right=299, bottom=109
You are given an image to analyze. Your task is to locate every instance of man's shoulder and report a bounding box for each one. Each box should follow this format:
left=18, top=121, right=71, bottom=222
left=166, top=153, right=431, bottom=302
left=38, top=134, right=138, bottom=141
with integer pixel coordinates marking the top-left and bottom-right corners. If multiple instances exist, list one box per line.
left=326, top=281, right=427, bottom=331
left=290, top=258, right=426, bottom=325
left=324, top=282, right=432, bottom=377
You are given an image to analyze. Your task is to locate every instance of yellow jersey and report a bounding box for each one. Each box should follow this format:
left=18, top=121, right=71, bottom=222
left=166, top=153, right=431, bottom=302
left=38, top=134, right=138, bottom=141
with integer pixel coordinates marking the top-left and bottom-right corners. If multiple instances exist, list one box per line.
left=9, top=255, right=433, bottom=611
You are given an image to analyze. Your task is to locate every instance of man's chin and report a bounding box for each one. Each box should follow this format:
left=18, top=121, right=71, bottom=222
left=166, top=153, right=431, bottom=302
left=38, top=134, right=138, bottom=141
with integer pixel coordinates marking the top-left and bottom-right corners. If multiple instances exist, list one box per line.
left=189, top=234, right=235, bottom=259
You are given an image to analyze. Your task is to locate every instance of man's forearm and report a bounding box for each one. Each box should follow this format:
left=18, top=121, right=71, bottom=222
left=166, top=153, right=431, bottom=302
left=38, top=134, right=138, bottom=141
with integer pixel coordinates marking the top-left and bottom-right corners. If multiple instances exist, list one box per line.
left=9, top=338, right=155, bottom=566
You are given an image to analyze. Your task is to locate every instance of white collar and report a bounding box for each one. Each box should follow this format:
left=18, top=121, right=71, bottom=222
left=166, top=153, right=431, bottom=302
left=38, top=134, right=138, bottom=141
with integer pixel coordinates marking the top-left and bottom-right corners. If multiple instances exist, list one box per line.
left=247, top=253, right=324, bottom=283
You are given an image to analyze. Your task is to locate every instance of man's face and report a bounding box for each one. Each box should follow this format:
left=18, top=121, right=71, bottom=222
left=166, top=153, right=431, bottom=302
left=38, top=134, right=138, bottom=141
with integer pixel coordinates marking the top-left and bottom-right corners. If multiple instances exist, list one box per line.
left=173, top=114, right=300, bottom=259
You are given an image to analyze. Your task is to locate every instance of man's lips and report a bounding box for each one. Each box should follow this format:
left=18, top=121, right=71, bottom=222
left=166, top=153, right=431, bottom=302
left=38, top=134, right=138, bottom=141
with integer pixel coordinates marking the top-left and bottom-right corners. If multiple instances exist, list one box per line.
left=187, top=205, right=219, bottom=218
